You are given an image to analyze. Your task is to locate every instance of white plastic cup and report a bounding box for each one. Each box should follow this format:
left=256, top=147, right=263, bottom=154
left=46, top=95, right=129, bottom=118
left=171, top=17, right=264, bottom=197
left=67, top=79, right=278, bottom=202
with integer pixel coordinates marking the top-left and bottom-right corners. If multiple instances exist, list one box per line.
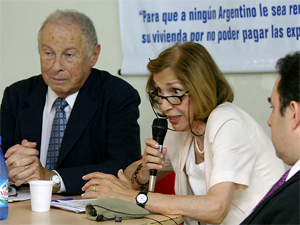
left=29, top=180, right=53, bottom=212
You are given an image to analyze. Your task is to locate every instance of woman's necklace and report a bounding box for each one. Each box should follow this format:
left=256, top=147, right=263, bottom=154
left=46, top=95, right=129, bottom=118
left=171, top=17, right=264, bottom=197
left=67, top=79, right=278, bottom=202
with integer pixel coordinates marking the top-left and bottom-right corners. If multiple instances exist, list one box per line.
left=194, top=138, right=204, bottom=154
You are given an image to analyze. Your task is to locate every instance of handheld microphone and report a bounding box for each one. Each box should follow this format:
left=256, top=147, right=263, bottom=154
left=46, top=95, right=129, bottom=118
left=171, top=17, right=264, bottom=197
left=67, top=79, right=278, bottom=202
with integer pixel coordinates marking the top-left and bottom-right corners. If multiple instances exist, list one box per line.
left=148, top=118, right=168, bottom=192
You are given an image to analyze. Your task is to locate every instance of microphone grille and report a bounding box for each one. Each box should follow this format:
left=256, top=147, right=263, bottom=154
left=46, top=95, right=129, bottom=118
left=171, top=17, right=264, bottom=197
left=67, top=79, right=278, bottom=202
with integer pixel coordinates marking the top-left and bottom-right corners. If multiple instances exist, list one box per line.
left=152, top=118, right=168, bottom=135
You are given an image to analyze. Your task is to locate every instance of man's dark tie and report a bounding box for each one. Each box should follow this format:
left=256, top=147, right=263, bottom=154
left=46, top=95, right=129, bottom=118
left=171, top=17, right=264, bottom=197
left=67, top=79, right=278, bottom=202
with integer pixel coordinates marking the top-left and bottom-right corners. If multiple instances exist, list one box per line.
left=255, top=169, right=291, bottom=209
left=45, top=98, right=68, bottom=170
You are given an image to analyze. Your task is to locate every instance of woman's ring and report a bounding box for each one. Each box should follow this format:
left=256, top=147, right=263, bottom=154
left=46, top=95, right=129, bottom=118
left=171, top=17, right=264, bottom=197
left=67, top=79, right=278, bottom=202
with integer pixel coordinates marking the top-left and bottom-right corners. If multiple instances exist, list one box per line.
left=25, top=165, right=28, bottom=170
left=93, top=185, right=96, bottom=191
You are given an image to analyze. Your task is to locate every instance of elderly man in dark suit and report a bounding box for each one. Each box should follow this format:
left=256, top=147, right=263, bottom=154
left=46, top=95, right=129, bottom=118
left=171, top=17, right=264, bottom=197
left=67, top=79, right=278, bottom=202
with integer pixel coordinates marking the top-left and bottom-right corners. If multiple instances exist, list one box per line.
left=241, top=51, right=300, bottom=224
left=0, top=9, right=141, bottom=195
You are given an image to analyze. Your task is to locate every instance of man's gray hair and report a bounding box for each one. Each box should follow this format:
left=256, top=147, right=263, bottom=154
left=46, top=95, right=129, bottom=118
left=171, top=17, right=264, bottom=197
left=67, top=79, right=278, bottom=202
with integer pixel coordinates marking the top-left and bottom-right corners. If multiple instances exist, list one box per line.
left=38, top=9, right=98, bottom=56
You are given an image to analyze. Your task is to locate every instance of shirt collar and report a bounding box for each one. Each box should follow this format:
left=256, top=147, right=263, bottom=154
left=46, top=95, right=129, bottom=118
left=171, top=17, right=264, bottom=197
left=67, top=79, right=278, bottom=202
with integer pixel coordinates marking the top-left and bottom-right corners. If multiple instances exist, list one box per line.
left=286, top=159, right=300, bottom=181
left=46, top=86, right=79, bottom=111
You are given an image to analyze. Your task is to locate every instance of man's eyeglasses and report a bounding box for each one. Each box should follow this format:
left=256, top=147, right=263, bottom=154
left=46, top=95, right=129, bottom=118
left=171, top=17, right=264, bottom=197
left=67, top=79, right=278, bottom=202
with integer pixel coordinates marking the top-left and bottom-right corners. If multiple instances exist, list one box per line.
left=148, top=91, right=189, bottom=105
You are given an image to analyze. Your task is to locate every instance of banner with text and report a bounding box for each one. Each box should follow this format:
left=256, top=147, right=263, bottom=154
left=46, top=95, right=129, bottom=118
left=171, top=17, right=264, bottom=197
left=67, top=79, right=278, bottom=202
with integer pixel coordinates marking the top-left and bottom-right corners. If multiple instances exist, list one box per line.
left=119, top=0, right=300, bottom=75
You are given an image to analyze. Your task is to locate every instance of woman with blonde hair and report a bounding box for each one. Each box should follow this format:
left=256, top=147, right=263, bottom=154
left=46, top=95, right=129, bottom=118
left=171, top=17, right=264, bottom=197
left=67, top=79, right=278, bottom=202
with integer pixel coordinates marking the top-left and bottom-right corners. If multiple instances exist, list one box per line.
left=82, top=42, right=285, bottom=225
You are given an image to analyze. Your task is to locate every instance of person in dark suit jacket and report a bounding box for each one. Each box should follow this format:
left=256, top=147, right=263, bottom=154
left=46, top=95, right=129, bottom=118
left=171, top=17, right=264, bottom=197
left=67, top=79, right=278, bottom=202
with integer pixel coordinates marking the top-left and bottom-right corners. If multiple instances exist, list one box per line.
left=0, top=9, right=141, bottom=195
left=241, top=51, right=300, bottom=224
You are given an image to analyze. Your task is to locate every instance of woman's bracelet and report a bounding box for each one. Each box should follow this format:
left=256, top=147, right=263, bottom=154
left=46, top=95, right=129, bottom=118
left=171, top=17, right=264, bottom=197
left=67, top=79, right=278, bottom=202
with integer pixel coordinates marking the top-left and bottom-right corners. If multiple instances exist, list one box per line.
left=131, top=163, right=149, bottom=191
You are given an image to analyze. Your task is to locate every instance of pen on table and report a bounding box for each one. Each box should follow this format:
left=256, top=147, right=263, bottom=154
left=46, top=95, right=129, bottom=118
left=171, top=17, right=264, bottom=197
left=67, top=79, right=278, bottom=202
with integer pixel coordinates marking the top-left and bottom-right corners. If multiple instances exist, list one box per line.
left=51, top=198, right=73, bottom=202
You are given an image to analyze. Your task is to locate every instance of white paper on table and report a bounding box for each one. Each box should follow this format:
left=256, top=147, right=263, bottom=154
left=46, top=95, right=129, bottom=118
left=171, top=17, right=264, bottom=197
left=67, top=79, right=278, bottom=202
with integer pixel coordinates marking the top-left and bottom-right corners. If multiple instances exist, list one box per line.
left=8, top=189, right=31, bottom=202
left=51, top=199, right=97, bottom=213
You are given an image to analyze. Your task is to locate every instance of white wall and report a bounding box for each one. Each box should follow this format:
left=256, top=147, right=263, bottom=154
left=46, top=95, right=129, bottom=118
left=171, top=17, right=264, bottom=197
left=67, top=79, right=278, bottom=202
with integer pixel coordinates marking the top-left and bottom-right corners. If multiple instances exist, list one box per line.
left=0, top=0, right=279, bottom=153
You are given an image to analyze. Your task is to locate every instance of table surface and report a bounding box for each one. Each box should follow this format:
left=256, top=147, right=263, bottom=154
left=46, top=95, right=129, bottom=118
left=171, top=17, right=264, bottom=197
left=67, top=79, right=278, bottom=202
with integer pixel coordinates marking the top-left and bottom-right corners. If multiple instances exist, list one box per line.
left=2, top=195, right=184, bottom=225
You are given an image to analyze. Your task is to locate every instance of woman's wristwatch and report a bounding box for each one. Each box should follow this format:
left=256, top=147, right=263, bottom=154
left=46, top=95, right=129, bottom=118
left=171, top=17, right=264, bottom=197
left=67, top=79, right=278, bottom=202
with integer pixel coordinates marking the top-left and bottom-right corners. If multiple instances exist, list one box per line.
left=136, top=191, right=148, bottom=208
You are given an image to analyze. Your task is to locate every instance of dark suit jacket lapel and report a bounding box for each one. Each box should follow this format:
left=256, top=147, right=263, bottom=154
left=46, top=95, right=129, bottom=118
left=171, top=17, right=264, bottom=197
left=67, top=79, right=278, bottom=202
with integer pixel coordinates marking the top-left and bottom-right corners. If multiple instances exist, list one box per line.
left=245, top=171, right=300, bottom=222
left=18, top=78, right=47, bottom=151
left=56, top=71, right=99, bottom=167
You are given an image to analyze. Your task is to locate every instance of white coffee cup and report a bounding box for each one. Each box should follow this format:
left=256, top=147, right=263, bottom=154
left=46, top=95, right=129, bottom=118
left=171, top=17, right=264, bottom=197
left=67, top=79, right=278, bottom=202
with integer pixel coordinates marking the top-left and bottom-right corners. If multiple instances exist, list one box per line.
left=29, top=180, right=53, bottom=212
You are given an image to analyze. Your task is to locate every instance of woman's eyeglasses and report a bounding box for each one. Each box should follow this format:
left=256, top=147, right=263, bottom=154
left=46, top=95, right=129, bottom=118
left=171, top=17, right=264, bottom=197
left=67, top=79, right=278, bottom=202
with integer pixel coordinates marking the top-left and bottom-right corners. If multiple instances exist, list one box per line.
left=148, top=91, right=189, bottom=105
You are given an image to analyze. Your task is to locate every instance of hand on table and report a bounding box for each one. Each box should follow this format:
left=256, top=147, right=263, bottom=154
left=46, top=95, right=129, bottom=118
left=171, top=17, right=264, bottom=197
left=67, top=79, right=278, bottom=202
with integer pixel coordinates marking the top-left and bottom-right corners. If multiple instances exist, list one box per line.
left=81, top=169, right=138, bottom=203
left=5, top=139, right=51, bottom=186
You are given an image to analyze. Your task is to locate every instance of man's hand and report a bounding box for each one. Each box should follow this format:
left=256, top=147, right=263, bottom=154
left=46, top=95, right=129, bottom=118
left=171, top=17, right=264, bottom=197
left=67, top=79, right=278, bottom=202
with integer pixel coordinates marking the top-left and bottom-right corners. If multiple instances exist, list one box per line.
left=5, top=139, right=51, bottom=186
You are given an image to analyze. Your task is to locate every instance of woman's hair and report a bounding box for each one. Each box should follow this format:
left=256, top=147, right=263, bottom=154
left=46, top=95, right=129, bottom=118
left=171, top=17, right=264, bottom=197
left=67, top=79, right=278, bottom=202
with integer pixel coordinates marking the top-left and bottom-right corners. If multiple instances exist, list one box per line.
left=146, top=42, right=234, bottom=122
left=38, top=9, right=98, bottom=57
